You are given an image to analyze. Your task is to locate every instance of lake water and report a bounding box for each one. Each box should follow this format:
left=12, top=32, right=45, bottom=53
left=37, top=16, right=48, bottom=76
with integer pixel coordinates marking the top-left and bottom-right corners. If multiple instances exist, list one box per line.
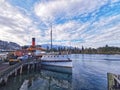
left=72, top=54, right=120, bottom=90
left=0, top=69, right=72, bottom=90
left=0, top=54, right=120, bottom=90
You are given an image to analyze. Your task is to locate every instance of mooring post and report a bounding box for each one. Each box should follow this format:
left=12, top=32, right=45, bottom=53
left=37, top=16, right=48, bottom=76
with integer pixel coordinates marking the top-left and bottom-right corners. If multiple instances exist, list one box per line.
left=32, top=62, right=35, bottom=70
left=107, top=73, right=113, bottom=90
left=1, top=77, right=8, bottom=86
left=28, top=64, right=30, bottom=70
left=4, top=77, right=8, bottom=85
left=38, top=60, right=41, bottom=70
left=20, top=66, right=23, bottom=74
left=15, top=69, right=17, bottom=76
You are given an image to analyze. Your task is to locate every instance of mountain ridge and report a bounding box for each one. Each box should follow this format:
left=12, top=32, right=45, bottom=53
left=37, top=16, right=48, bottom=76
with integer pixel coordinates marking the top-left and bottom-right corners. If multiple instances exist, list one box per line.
left=0, top=40, right=21, bottom=50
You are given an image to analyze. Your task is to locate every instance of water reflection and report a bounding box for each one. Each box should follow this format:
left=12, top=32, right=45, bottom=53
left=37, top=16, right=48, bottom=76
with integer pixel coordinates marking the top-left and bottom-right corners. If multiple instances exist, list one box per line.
left=0, top=69, right=72, bottom=90
left=1, top=54, right=120, bottom=90
left=72, top=54, right=120, bottom=90
left=28, top=70, right=72, bottom=90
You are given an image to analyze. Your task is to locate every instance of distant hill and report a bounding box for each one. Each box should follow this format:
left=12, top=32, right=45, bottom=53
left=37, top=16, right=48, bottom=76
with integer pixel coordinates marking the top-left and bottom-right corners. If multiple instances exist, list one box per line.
left=41, top=44, right=73, bottom=49
left=22, top=44, right=73, bottom=50
left=41, top=44, right=65, bottom=49
left=0, top=40, right=21, bottom=50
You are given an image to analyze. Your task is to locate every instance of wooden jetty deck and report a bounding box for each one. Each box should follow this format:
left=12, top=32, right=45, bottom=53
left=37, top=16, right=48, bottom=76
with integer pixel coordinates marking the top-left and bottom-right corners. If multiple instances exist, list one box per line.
left=0, top=58, right=72, bottom=87
left=0, top=59, right=41, bottom=85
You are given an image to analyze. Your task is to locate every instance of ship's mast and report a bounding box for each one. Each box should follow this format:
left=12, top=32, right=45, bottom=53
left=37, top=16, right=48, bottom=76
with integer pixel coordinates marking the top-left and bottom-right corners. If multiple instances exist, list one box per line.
left=50, top=23, right=52, bottom=52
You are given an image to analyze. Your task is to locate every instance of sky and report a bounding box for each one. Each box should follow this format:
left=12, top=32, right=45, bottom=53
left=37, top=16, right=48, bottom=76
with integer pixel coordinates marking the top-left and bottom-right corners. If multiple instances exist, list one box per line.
left=0, top=0, right=120, bottom=48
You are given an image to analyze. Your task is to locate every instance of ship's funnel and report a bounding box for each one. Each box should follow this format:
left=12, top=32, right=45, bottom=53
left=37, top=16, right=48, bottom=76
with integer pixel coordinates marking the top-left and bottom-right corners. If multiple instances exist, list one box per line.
left=32, top=38, right=35, bottom=47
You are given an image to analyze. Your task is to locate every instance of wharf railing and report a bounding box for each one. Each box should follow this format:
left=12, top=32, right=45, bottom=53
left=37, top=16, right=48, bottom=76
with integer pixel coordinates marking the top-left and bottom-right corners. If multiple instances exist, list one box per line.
left=0, top=63, right=20, bottom=77
left=107, top=73, right=120, bottom=90
left=0, top=59, right=41, bottom=84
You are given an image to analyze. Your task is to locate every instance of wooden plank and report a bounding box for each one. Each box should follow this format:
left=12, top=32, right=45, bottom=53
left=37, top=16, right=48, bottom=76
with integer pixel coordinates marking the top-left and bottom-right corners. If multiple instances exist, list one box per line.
left=113, top=75, right=120, bottom=85
left=107, top=73, right=120, bottom=90
left=19, top=80, right=28, bottom=90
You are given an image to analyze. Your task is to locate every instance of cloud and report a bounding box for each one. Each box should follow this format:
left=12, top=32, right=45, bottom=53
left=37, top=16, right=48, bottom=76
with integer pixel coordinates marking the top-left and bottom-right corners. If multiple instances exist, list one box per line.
left=0, top=0, right=120, bottom=48
left=0, top=0, right=42, bottom=45
left=77, top=14, right=120, bottom=48
left=34, top=0, right=108, bottom=23
left=41, top=12, right=120, bottom=48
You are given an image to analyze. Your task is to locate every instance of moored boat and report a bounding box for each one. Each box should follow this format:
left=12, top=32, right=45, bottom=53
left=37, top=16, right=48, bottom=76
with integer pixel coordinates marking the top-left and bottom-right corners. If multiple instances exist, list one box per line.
left=39, top=24, right=72, bottom=73
left=41, top=53, right=71, bottom=62
left=40, top=53, right=72, bottom=73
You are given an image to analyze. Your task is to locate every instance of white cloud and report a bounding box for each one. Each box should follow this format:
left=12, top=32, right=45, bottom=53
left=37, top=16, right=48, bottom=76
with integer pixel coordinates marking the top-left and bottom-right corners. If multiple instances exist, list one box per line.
left=33, top=0, right=120, bottom=48
left=44, top=14, right=120, bottom=48
left=78, top=15, right=120, bottom=48
left=0, top=0, right=120, bottom=48
left=34, top=0, right=108, bottom=22
left=0, top=0, right=42, bottom=45
left=111, top=0, right=120, bottom=3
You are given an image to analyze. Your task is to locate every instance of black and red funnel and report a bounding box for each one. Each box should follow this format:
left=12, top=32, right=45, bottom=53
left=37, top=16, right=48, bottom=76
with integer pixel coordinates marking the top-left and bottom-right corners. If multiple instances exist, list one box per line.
left=32, top=38, right=35, bottom=47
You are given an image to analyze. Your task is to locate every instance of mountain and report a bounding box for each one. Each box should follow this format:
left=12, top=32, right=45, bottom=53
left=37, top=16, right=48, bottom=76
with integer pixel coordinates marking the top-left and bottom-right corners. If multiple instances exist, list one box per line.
left=41, top=44, right=73, bottom=49
left=41, top=44, right=61, bottom=49
left=22, top=44, right=73, bottom=50
left=0, top=40, right=21, bottom=50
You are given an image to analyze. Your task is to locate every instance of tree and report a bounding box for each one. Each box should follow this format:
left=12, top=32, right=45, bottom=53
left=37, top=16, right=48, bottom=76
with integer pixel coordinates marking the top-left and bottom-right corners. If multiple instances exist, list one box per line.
left=81, top=46, right=84, bottom=53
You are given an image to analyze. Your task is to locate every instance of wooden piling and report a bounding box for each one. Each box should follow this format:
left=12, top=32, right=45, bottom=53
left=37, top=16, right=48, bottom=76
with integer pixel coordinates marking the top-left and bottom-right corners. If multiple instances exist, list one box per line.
left=0, top=59, right=41, bottom=86
left=20, top=66, right=23, bottom=74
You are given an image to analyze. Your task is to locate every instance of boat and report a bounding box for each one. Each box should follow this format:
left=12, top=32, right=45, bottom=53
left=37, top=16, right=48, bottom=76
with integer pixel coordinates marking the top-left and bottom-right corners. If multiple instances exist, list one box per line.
left=41, top=53, right=71, bottom=62
left=40, top=24, right=72, bottom=73
left=41, top=53, right=72, bottom=74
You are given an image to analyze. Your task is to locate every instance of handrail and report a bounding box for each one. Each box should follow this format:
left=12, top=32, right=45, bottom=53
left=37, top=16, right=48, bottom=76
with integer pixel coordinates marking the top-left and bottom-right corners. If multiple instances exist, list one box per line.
left=0, top=59, right=39, bottom=79
left=0, top=63, right=21, bottom=78
left=113, top=75, right=120, bottom=85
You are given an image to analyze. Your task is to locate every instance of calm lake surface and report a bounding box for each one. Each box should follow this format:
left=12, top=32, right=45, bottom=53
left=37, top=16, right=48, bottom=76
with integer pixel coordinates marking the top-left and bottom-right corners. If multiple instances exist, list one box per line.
left=72, top=54, right=120, bottom=90
left=0, top=54, right=120, bottom=90
left=0, top=69, right=72, bottom=90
